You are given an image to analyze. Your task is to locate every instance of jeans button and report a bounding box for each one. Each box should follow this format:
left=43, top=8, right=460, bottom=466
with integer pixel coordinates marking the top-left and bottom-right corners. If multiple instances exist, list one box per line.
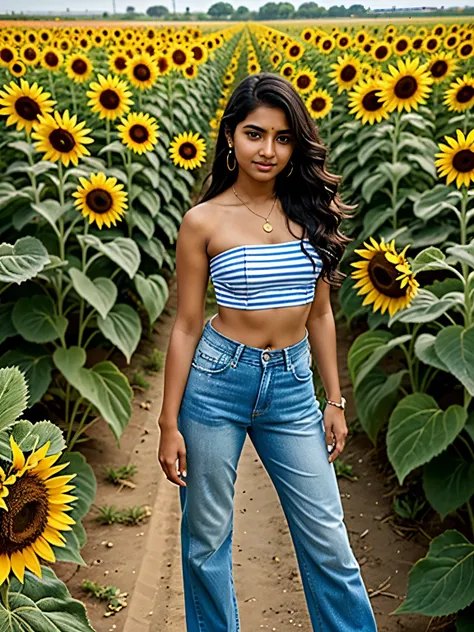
left=263, top=352, right=270, bottom=361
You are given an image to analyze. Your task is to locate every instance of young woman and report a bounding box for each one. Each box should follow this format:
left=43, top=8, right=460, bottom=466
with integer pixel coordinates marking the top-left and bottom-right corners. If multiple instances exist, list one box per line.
left=157, top=72, right=378, bottom=631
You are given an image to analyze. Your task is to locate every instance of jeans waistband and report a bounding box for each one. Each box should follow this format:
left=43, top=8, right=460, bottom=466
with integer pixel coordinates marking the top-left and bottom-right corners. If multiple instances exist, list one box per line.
left=202, top=313, right=310, bottom=367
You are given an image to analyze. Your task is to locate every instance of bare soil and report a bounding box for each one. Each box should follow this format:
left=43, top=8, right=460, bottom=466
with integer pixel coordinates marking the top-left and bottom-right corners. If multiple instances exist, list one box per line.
left=54, top=276, right=454, bottom=632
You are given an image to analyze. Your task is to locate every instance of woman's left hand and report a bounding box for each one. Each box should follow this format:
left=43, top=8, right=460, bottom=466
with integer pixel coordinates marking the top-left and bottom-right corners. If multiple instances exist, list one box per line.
left=323, top=405, right=348, bottom=463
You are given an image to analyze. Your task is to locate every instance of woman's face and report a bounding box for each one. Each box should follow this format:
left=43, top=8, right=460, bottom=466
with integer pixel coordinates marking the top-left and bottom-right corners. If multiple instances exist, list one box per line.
left=227, top=105, right=295, bottom=180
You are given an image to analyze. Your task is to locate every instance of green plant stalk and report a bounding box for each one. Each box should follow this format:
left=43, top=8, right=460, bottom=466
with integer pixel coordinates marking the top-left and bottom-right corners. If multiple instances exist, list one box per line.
left=66, top=395, right=84, bottom=445
left=56, top=161, right=67, bottom=347
left=127, top=148, right=133, bottom=238
left=166, top=73, right=174, bottom=131
left=77, top=221, right=89, bottom=347
left=70, top=81, right=77, bottom=116
left=460, top=186, right=473, bottom=409
left=138, top=89, right=143, bottom=111
left=105, top=118, right=112, bottom=168
left=390, top=110, right=402, bottom=231
left=68, top=403, right=93, bottom=451
left=399, top=343, right=417, bottom=393
left=24, top=129, right=40, bottom=204
left=47, top=69, right=56, bottom=101
left=463, top=108, right=470, bottom=135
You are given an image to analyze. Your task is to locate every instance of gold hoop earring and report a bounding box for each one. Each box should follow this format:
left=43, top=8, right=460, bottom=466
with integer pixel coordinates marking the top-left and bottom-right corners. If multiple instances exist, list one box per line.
left=227, top=147, right=237, bottom=172
left=286, top=160, right=293, bottom=177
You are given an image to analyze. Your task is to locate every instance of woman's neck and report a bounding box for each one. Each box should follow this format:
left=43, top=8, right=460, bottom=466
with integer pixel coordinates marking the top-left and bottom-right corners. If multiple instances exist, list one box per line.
left=232, top=171, right=276, bottom=205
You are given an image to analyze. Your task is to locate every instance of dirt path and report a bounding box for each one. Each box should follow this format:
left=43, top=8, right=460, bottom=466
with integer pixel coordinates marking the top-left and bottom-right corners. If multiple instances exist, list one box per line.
left=57, top=276, right=432, bottom=632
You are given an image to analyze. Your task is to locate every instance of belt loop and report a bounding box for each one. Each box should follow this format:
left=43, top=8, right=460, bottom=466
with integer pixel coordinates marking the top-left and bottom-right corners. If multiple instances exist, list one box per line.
left=283, top=347, right=291, bottom=371
left=231, top=343, right=245, bottom=368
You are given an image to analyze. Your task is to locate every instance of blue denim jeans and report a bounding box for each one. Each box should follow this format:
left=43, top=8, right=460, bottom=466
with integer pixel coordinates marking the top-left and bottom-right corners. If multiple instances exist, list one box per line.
left=177, top=314, right=377, bottom=631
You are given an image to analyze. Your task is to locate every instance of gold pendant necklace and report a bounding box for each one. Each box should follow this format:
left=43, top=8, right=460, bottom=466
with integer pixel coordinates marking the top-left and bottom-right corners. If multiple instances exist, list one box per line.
left=232, top=186, right=277, bottom=233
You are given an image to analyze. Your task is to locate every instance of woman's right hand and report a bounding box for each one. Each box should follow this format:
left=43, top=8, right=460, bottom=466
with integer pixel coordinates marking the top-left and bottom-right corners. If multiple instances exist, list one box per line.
left=157, top=425, right=187, bottom=487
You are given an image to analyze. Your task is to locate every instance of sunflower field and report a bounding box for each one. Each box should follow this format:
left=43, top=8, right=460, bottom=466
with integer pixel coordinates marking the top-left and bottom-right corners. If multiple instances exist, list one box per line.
left=0, top=16, right=474, bottom=631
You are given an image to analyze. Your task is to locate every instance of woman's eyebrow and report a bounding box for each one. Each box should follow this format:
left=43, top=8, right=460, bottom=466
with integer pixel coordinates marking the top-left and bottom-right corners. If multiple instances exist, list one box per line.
left=242, top=124, right=293, bottom=134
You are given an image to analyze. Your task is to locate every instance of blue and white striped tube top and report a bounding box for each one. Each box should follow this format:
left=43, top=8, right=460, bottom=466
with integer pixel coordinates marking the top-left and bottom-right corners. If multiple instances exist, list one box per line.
left=209, top=238, right=323, bottom=310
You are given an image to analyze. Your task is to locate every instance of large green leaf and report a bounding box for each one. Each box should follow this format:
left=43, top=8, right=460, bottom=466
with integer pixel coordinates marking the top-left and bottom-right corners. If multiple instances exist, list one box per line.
left=0, top=303, right=16, bottom=344
left=134, top=273, right=168, bottom=324
left=69, top=268, right=117, bottom=320
left=0, top=419, right=66, bottom=462
left=97, top=303, right=142, bottom=364
left=387, top=393, right=467, bottom=484
left=393, top=530, right=474, bottom=616
left=348, top=329, right=411, bottom=390
left=423, top=443, right=474, bottom=519
left=0, top=236, right=50, bottom=284
left=354, top=367, right=406, bottom=444
left=1, top=565, right=95, bottom=631
left=388, top=289, right=458, bottom=325
left=361, top=173, right=388, bottom=204
left=77, top=234, right=140, bottom=279
left=435, top=325, right=474, bottom=396
left=413, top=184, right=458, bottom=221
left=12, top=295, right=68, bottom=343
left=414, top=333, right=448, bottom=372
left=0, top=343, right=53, bottom=407
left=53, top=346, right=132, bottom=442
left=411, top=247, right=453, bottom=274
left=377, top=161, right=411, bottom=185
left=31, top=199, right=70, bottom=230
left=446, top=241, right=474, bottom=269
left=0, top=366, right=28, bottom=432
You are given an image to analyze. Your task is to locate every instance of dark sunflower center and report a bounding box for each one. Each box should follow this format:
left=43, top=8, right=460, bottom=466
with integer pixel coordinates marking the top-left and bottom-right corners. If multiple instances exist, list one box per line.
left=447, top=36, right=457, bottom=47
left=289, top=45, right=301, bottom=56
left=49, top=128, right=76, bottom=153
left=368, top=252, right=407, bottom=298
left=283, top=66, right=292, bottom=77
left=396, top=39, right=408, bottom=52
left=362, top=90, right=384, bottom=111
left=311, top=97, right=326, bottom=111
left=15, top=96, right=41, bottom=121
left=431, top=60, right=448, bottom=78
left=80, top=38, right=88, bottom=48
left=24, top=47, right=37, bottom=61
left=341, top=64, right=356, bottom=82
left=72, top=58, right=87, bottom=74
left=99, top=89, right=120, bottom=110
left=427, top=38, right=437, bottom=50
left=322, top=40, right=331, bottom=50
left=192, top=46, right=203, bottom=61
left=86, top=188, right=113, bottom=214
left=45, top=51, right=59, bottom=67
left=297, top=75, right=311, bottom=89
left=12, top=63, right=22, bottom=74
left=375, top=45, right=388, bottom=59
left=453, top=149, right=474, bottom=173
left=185, top=66, right=194, bottom=77
left=158, top=57, right=169, bottom=72
left=395, top=76, right=417, bottom=99
left=179, top=142, right=197, bottom=159
left=461, top=44, right=473, bottom=56
left=339, top=37, right=348, bottom=46
left=172, top=49, right=187, bottom=65
left=435, top=27, right=443, bottom=36
left=130, top=124, right=149, bottom=143
left=457, top=85, right=474, bottom=103
left=0, top=475, right=49, bottom=554
left=133, top=63, right=151, bottom=82
left=0, top=48, right=14, bottom=63
left=413, top=39, right=423, bottom=49
left=114, top=57, right=126, bottom=71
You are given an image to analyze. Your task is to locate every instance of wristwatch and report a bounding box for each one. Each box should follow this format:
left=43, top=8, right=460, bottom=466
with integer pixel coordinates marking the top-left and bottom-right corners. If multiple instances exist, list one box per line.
left=325, top=396, right=346, bottom=410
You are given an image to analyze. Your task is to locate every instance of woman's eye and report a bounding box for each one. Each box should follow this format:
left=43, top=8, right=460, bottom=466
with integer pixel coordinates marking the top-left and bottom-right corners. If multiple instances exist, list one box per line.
left=246, top=132, right=290, bottom=143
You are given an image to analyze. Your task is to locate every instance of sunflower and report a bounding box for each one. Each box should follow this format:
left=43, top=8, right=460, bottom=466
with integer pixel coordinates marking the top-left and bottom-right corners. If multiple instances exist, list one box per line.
left=117, top=111, right=159, bottom=154
left=270, top=51, right=282, bottom=68
left=0, top=44, right=16, bottom=66
left=65, top=53, right=93, bottom=83
left=458, top=41, right=474, bottom=59
left=328, top=53, right=362, bottom=94
left=86, top=73, right=133, bottom=121
left=72, top=171, right=128, bottom=229
left=305, top=88, right=333, bottom=119
left=0, top=435, right=77, bottom=585
left=127, top=52, right=159, bottom=90
left=285, top=42, right=304, bottom=62
left=393, top=35, right=411, bottom=55
left=427, top=51, right=458, bottom=84
left=56, top=37, right=73, bottom=54
left=376, top=56, right=433, bottom=113
left=169, top=44, right=190, bottom=69
left=0, top=78, right=56, bottom=133
left=182, top=63, right=197, bottom=79
left=189, top=43, right=208, bottom=65
left=371, top=41, right=392, bottom=63
left=337, top=34, right=351, bottom=50
left=9, top=59, right=26, bottom=77
left=40, top=46, right=63, bottom=71
left=301, top=28, right=314, bottom=43
left=291, top=67, right=318, bottom=94
left=348, top=78, right=390, bottom=125
left=443, top=74, right=474, bottom=112
left=350, top=237, right=419, bottom=317
left=109, top=51, right=128, bottom=74
left=319, top=35, right=336, bottom=54
left=19, top=43, right=39, bottom=66
left=444, top=33, right=460, bottom=50
left=280, top=61, right=295, bottom=79
left=435, top=129, right=474, bottom=189
left=169, top=131, right=206, bottom=170
left=31, top=109, right=94, bottom=167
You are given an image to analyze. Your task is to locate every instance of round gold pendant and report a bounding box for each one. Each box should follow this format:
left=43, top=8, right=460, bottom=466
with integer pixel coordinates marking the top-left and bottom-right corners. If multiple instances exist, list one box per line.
left=263, top=222, right=273, bottom=232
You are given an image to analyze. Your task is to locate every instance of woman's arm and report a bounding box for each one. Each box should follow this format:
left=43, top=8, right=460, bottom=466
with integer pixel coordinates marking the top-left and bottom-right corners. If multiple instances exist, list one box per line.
left=306, top=277, right=347, bottom=463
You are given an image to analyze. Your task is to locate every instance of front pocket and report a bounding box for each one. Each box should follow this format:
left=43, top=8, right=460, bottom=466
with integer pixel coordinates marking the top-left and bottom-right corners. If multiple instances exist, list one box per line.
left=290, top=349, right=313, bottom=382
left=191, top=339, right=234, bottom=374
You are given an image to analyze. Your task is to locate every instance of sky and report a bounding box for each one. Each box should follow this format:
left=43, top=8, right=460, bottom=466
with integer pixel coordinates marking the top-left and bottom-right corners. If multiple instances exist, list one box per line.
left=1, top=0, right=470, bottom=14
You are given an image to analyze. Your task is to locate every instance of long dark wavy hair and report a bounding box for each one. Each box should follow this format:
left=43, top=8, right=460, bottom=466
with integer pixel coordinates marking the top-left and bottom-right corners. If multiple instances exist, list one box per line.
left=197, top=72, right=356, bottom=287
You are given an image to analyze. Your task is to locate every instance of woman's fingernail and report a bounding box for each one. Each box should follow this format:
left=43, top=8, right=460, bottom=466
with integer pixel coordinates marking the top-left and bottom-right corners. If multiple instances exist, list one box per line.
left=182, top=470, right=187, bottom=477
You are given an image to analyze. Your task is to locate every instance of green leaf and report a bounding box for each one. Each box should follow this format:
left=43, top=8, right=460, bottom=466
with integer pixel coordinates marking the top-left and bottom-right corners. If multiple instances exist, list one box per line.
left=0, top=420, right=66, bottom=463
left=348, top=330, right=411, bottom=390
left=53, top=346, right=132, bottom=442
left=134, top=273, right=168, bottom=323
left=388, top=289, right=457, bottom=325
left=97, top=303, right=142, bottom=364
left=446, top=241, right=474, bottom=268
left=413, top=184, right=457, bottom=220
left=2, top=565, right=95, bottom=631
left=31, top=199, right=69, bottom=230
left=377, top=161, right=411, bottom=185
left=0, top=302, right=16, bottom=344
left=0, top=236, right=50, bottom=284
left=387, top=393, right=467, bottom=484
left=406, top=153, right=437, bottom=178
left=77, top=234, right=140, bottom=279
left=393, top=530, right=474, bottom=616
left=98, top=140, right=127, bottom=155
left=0, top=343, right=53, bottom=407
left=354, top=368, right=406, bottom=444
left=12, top=295, right=68, bottom=343
left=411, top=247, right=451, bottom=274
left=130, top=207, right=155, bottom=239
left=138, top=188, right=161, bottom=217
left=435, top=325, right=474, bottom=396
left=69, top=268, right=117, bottom=319
left=414, top=333, right=448, bottom=371
left=361, top=172, right=388, bottom=204
left=0, top=366, right=28, bottom=432
left=423, top=443, right=474, bottom=519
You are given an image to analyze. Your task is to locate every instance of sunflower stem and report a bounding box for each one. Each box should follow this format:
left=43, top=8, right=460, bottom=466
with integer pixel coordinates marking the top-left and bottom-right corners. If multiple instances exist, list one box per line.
left=167, top=72, right=174, bottom=131
left=66, top=394, right=85, bottom=445
left=56, top=161, right=67, bottom=345
left=0, top=582, right=9, bottom=610
left=390, top=110, right=402, bottom=231
left=463, top=109, right=470, bottom=135
left=70, top=82, right=77, bottom=116
left=47, top=70, right=56, bottom=101
left=138, top=89, right=143, bottom=111
left=127, top=148, right=133, bottom=238
left=25, top=129, right=40, bottom=204
left=68, top=403, right=93, bottom=451
left=105, top=118, right=112, bottom=168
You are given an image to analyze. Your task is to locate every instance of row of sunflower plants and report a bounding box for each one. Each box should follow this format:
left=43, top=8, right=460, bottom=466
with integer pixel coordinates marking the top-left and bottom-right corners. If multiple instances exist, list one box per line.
left=0, top=24, right=243, bottom=625
left=295, top=28, right=474, bottom=627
